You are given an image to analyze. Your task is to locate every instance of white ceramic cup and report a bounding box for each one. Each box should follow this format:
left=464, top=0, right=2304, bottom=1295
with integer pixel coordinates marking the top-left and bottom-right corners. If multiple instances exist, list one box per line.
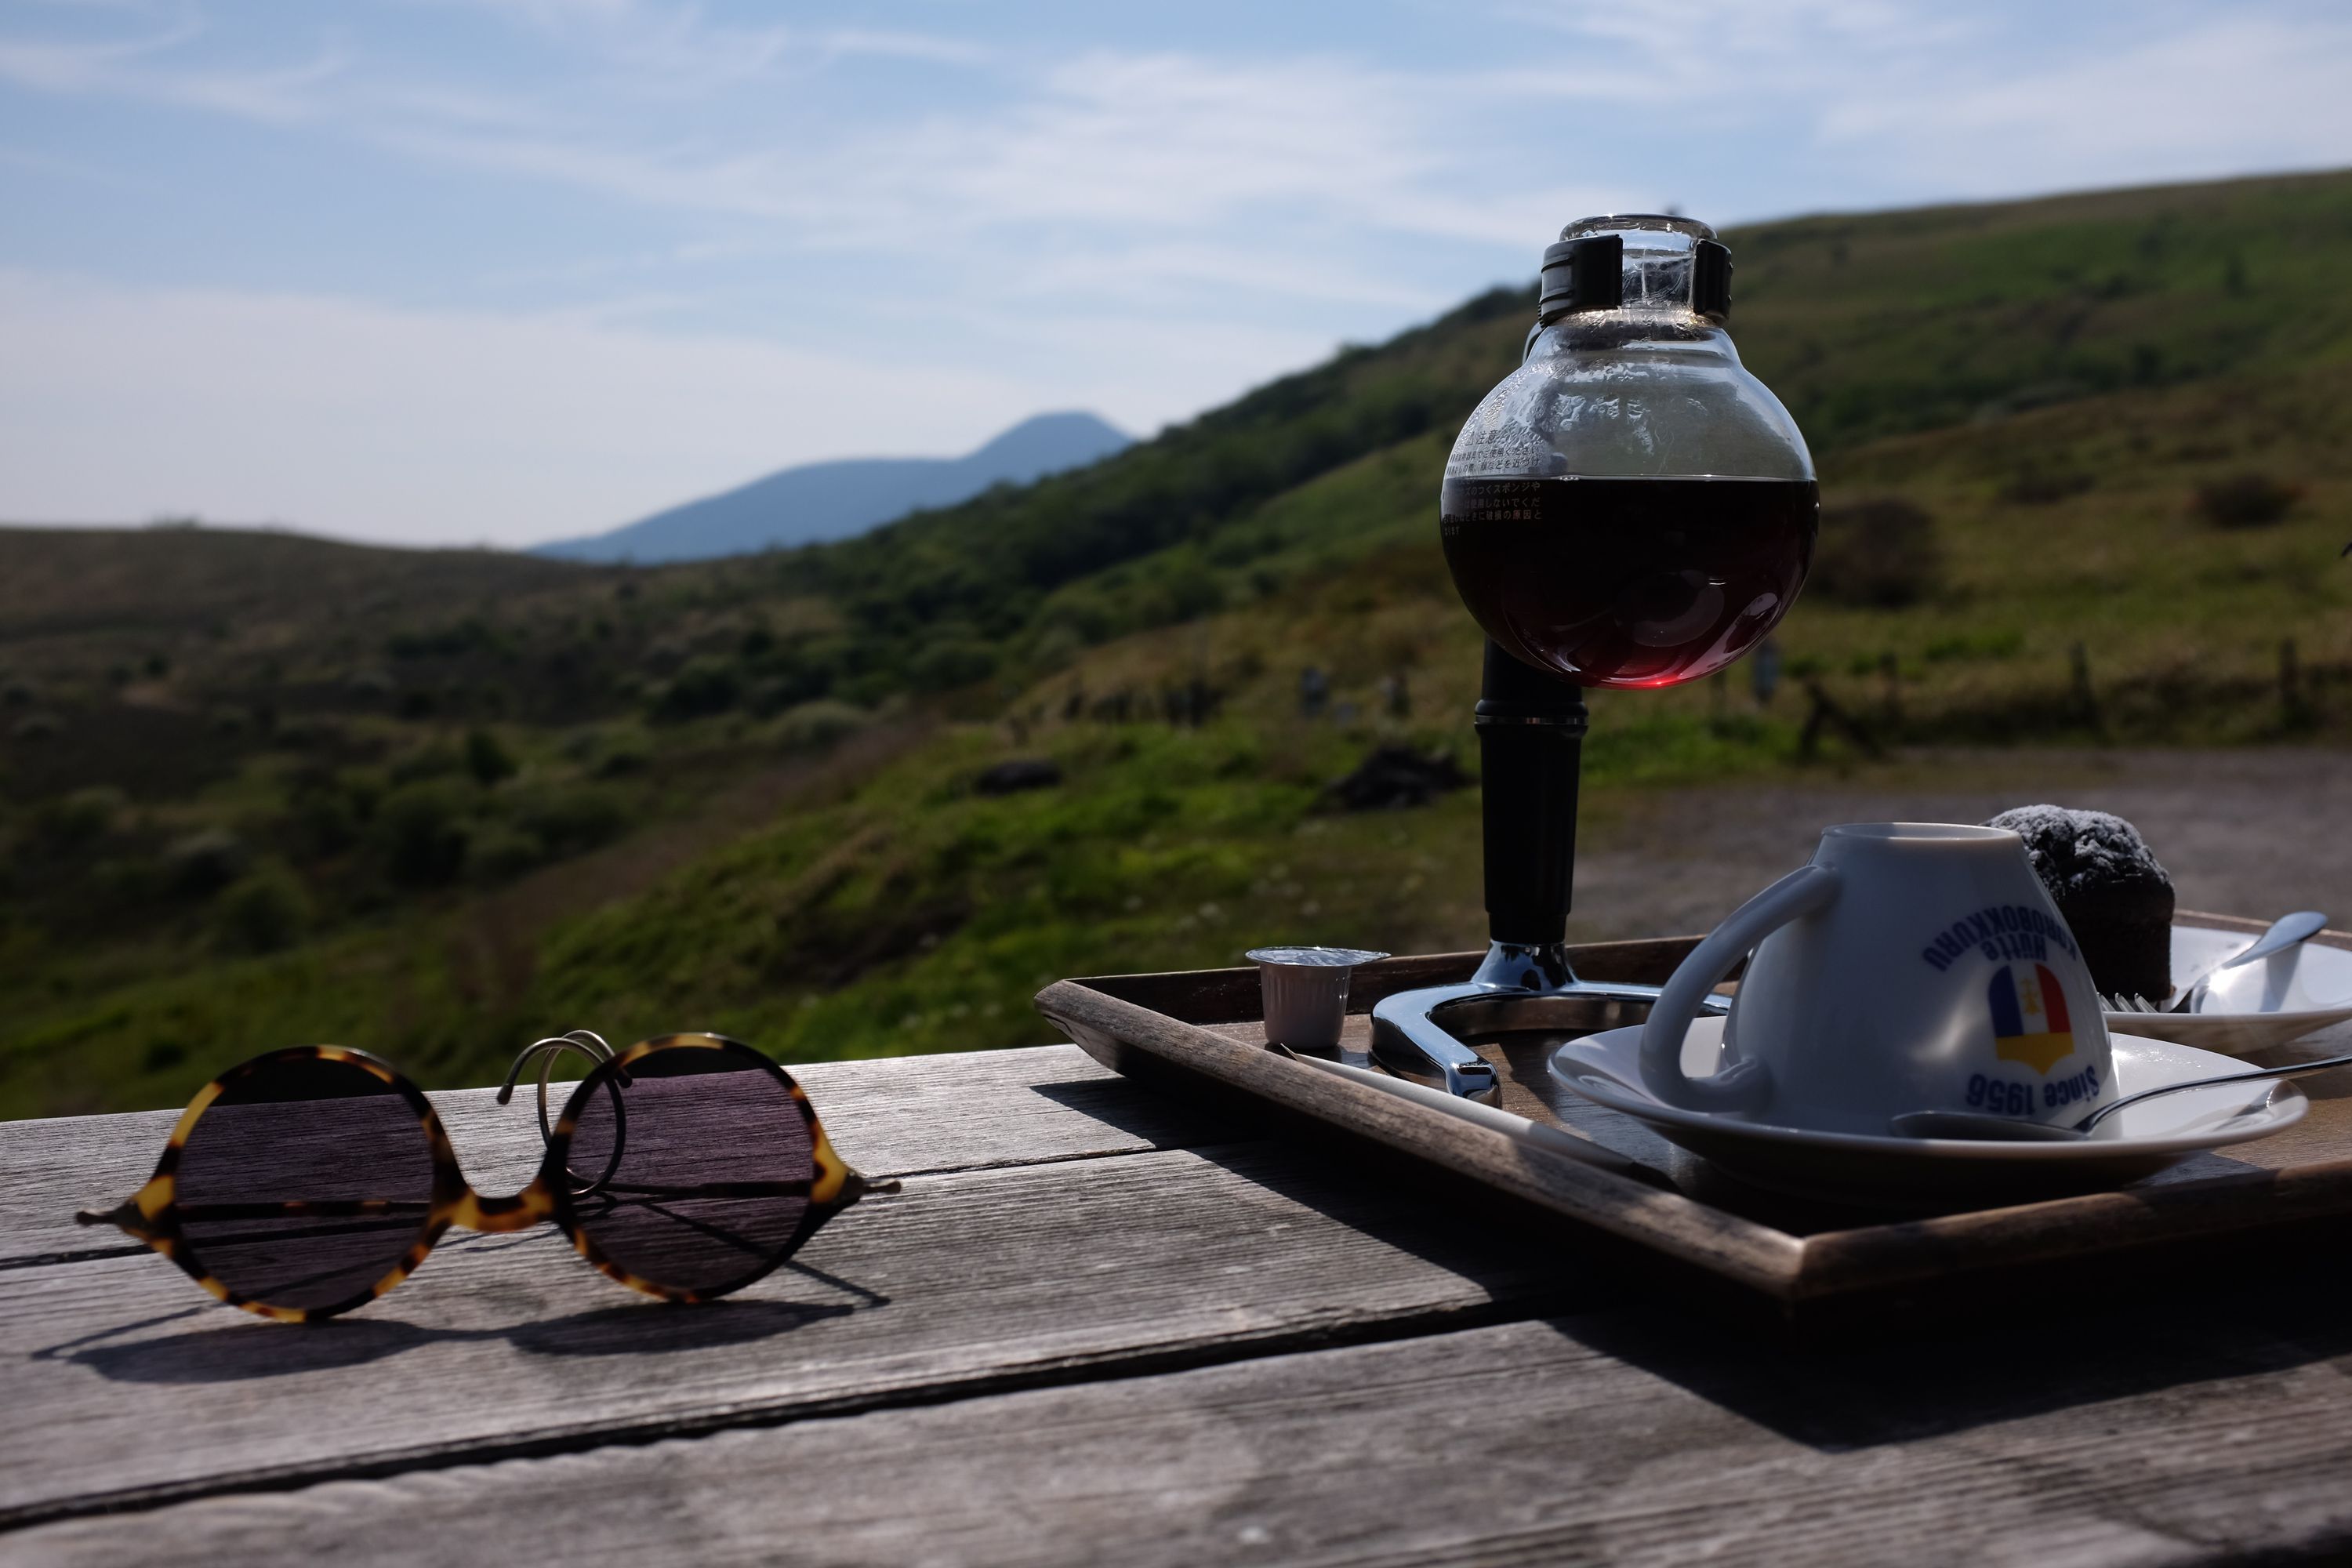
left=1639, top=822, right=2114, bottom=1135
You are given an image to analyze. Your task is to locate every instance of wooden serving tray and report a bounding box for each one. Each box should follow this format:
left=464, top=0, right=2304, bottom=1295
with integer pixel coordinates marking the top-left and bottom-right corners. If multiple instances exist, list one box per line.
left=1036, top=913, right=2352, bottom=1320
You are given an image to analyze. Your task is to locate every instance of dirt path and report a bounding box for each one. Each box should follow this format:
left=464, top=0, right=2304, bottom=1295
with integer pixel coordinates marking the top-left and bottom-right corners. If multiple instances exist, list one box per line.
left=1569, top=747, right=2352, bottom=942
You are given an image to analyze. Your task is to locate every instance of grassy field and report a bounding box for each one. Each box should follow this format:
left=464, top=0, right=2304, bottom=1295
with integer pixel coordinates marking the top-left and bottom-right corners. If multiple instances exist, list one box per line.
left=3, top=167, right=2350, bottom=1118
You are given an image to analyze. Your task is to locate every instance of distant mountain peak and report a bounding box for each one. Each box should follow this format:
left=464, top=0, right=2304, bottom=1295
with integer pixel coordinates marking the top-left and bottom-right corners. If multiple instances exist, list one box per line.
left=968, top=412, right=1128, bottom=465
left=533, top=411, right=1131, bottom=564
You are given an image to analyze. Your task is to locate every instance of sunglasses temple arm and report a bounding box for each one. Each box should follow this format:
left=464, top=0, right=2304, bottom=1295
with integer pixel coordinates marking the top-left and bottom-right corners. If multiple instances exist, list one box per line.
left=74, top=1200, right=150, bottom=1237
left=840, top=1170, right=903, bottom=1206
left=495, top=1034, right=598, bottom=1104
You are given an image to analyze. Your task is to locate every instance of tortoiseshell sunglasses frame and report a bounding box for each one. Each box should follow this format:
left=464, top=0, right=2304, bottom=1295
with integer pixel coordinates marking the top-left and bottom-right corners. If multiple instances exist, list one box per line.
left=76, top=1032, right=893, bottom=1323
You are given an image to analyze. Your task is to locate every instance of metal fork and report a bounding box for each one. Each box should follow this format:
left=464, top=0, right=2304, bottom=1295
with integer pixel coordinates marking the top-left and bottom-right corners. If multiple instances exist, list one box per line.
left=2103, top=992, right=2181, bottom=1015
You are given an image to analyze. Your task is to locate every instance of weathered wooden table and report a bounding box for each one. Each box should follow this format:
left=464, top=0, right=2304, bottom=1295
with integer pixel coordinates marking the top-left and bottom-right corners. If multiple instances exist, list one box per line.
left=5, top=1044, right=2351, bottom=1565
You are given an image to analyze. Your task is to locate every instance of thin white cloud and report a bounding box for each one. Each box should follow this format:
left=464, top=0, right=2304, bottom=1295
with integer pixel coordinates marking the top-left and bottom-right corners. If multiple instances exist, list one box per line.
left=815, top=28, right=992, bottom=67
left=419, top=0, right=987, bottom=89
left=0, top=6, right=194, bottom=91
left=0, top=11, right=1629, bottom=249
left=1816, top=16, right=2352, bottom=190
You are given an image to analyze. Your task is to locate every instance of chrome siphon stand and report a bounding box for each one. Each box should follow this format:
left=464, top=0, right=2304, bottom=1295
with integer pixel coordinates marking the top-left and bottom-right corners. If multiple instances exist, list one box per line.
left=1369, top=644, right=1725, bottom=1099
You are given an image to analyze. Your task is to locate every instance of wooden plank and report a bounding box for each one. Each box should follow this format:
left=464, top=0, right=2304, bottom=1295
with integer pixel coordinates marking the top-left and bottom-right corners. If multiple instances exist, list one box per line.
left=0, top=1045, right=1212, bottom=1269
left=16, top=1302, right=2352, bottom=1566
left=0, top=1140, right=1611, bottom=1528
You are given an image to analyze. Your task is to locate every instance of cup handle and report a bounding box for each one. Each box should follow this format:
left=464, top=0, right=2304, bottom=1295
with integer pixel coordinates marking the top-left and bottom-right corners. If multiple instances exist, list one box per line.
left=1639, top=865, right=1841, bottom=1112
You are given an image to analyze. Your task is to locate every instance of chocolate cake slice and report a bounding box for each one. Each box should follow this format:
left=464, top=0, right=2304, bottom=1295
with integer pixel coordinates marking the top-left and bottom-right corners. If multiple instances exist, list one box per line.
left=1985, top=804, right=2175, bottom=1003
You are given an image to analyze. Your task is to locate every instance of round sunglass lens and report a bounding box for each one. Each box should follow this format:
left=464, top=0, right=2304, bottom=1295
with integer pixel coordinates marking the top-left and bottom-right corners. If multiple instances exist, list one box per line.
left=173, top=1055, right=438, bottom=1313
left=563, top=1047, right=815, bottom=1295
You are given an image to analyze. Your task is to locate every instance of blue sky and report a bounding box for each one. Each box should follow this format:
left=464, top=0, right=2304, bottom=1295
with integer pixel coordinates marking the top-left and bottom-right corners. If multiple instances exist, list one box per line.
left=4, top=1, right=2350, bottom=547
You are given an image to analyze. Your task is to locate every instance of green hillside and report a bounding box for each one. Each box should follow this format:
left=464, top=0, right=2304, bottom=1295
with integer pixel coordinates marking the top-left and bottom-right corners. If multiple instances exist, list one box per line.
left=5, top=167, right=2351, bottom=1119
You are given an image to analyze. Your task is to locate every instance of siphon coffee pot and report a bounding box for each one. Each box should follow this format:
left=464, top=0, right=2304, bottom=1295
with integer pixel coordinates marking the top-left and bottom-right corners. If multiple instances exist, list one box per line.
left=1371, top=215, right=1818, bottom=1097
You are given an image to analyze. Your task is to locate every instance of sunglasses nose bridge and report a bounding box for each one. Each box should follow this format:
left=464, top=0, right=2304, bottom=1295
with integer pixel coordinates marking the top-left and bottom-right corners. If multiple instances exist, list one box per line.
left=450, top=1183, right=558, bottom=1234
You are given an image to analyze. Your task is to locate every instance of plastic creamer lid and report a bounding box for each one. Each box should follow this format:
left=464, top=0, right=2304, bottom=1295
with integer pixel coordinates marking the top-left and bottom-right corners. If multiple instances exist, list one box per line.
left=1246, top=946, right=1389, bottom=968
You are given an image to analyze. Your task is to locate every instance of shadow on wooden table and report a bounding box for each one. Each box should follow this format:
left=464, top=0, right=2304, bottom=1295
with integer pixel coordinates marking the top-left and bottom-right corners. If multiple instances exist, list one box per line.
left=36, top=1265, right=877, bottom=1387
left=1025, top=1075, right=1222, bottom=1151
left=1033, top=1073, right=1624, bottom=1287
left=1549, top=1239, right=2352, bottom=1450
left=1033, top=1055, right=2352, bottom=1450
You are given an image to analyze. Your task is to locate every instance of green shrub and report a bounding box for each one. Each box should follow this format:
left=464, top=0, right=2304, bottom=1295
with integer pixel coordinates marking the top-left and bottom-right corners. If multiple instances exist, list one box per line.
left=510, top=782, right=626, bottom=855
left=909, top=640, right=996, bottom=692
left=164, top=829, right=247, bottom=896
left=34, top=786, right=125, bottom=849
left=775, top=699, right=871, bottom=751
left=465, top=728, right=518, bottom=786
left=2000, top=467, right=2092, bottom=505
left=375, top=779, right=472, bottom=886
left=274, top=717, right=340, bottom=749
left=387, top=619, right=493, bottom=659
left=1141, top=557, right=1227, bottom=625
left=93, top=855, right=164, bottom=899
left=747, top=659, right=837, bottom=716
left=652, top=657, right=742, bottom=721
left=391, top=742, right=465, bottom=783
left=593, top=737, right=652, bottom=777
left=2191, top=473, right=2300, bottom=528
left=1924, top=630, right=2025, bottom=663
left=289, top=781, right=365, bottom=857
left=217, top=859, right=312, bottom=953
left=465, top=822, right=546, bottom=880
left=1808, top=498, right=1942, bottom=608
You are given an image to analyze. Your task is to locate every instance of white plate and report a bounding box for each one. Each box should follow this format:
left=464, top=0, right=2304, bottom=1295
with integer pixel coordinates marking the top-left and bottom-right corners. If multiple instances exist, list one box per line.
left=2100, top=924, right=2352, bottom=1054
left=1550, top=1018, right=2306, bottom=1207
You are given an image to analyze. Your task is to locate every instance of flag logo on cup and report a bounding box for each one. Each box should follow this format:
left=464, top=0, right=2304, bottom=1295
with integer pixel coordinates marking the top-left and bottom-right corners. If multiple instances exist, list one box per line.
left=1987, top=963, right=2076, bottom=1074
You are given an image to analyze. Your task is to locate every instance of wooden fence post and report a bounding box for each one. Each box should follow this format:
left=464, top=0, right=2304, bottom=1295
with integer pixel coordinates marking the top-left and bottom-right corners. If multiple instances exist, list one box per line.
left=2281, top=637, right=2310, bottom=728
left=2069, top=642, right=2100, bottom=731
left=1799, top=679, right=1882, bottom=761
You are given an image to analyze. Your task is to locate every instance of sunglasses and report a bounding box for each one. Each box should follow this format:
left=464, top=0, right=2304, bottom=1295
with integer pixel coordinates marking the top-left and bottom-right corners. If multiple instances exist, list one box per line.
left=75, top=1030, right=896, bottom=1323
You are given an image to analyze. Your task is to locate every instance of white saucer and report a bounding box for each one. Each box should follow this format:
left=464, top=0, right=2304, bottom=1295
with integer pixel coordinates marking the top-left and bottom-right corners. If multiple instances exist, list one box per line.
left=2098, top=924, right=2352, bottom=1054
left=1550, top=1018, right=2306, bottom=1206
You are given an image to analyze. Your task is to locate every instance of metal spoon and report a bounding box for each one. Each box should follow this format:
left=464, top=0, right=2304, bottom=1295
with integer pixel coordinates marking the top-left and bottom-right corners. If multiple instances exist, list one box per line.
left=1889, top=1048, right=2352, bottom=1142
left=2220, top=909, right=2330, bottom=969
left=2196, top=910, right=2332, bottom=1013
left=2150, top=910, right=2329, bottom=1014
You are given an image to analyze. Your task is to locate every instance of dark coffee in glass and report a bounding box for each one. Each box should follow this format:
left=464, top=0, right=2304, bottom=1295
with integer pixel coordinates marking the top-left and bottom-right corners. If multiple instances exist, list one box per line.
left=1440, top=475, right=1817, bottom=688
